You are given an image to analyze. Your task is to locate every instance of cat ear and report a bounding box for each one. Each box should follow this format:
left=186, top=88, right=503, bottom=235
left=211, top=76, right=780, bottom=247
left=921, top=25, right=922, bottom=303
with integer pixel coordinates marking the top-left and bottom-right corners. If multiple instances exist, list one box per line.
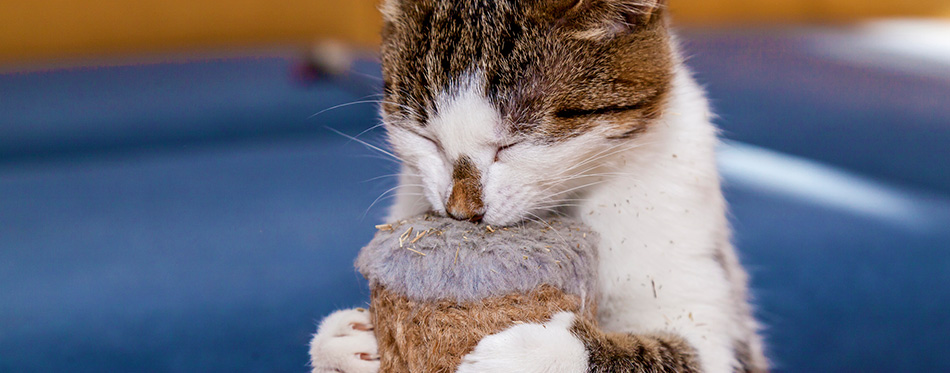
left=542, top=0, right=586, bottom=18
left=380, top=0, right=401, bottom=23
left=617, top=0, right=665, bottom=26
left=570, top=0, right=666, bottom=40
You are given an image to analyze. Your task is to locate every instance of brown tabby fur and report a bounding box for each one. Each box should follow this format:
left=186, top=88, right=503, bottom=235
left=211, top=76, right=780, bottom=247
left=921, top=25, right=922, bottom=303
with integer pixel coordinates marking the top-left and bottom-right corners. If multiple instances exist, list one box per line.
left=379, top=0, right=673, bottom=142
left=570, top=317, right=701, bottom=372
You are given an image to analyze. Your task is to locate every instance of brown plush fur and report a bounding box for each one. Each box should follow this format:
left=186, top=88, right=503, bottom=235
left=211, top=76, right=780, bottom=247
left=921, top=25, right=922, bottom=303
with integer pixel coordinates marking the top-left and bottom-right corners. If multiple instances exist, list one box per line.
left=370, top=285, right=596, bottom=373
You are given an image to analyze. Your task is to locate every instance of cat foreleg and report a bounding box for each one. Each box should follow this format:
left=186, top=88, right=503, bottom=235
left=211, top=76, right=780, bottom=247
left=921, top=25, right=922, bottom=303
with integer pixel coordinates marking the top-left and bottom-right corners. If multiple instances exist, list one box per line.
left=457, top=312, right=702, bottom=373
left=456, top=312, right=589, bottom=373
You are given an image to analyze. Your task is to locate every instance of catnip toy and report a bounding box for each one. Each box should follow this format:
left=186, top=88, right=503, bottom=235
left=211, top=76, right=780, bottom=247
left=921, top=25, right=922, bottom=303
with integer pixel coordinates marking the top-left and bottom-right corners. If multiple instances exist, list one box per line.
left=356, top=214, right=599, bottom=372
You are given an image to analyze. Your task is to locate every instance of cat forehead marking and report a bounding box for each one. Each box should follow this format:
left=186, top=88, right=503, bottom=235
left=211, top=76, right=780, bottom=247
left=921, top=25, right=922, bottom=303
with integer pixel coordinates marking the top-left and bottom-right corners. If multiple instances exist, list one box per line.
left=381, top=0, right=675, bottom=141
left=380, top=0, right=535, bottom=125
left=429, top=74, right=500, bottom=160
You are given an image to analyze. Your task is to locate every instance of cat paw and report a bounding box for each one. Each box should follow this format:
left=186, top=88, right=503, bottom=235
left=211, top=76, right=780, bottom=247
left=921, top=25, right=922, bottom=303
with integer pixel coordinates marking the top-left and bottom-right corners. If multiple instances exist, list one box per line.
left=456, top=312, right=588, bottom=373
left=309, top=308, right=380, bottom=373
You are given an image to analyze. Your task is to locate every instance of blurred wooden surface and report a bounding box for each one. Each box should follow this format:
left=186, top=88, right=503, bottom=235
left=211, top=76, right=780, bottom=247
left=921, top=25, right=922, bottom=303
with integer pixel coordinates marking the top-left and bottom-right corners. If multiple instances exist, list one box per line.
left=1, top=0, right=949, bottom=64
left=0, top=0, right=382, bottom=64
left=672, top=0, right=950, bottom=24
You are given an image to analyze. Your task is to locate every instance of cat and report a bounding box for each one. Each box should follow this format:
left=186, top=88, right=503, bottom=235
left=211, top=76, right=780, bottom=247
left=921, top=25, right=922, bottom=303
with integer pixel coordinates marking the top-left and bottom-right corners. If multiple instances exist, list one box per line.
left=309, top=0, right=767, bottom=372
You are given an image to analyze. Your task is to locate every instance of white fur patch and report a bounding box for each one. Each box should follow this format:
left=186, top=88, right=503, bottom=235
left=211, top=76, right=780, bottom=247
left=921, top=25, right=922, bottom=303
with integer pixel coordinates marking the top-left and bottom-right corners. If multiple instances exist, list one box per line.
left=456, top=312, right=588, bottom=373
left=429, top=74, right=501, bottom=164
left=577, top=63, right=759, bottom=372
left=387, top=72, right=503, bottom=218
left=309, top=308, right=379, bottom=373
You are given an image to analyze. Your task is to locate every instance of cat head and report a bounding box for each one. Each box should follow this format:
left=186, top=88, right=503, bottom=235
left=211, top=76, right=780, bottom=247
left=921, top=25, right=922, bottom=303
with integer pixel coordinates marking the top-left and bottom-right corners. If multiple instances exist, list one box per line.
left=380, top=0, right=675, bottom=226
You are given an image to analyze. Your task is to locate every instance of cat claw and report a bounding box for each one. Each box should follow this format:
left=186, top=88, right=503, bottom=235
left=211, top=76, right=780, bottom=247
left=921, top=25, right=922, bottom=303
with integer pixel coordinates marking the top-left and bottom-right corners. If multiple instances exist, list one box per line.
left=357, top=352, right=380, bottom=361
left=310, top=308, right=380, bottom=373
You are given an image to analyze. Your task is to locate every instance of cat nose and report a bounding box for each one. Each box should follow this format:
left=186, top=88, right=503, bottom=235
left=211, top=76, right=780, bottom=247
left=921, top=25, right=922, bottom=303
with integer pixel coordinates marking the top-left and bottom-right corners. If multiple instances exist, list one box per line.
left=445, top=156, right=485, bottom=223
left=447, top=209, right=484, bottom=223
left=445, top=184, right=485, bottom=222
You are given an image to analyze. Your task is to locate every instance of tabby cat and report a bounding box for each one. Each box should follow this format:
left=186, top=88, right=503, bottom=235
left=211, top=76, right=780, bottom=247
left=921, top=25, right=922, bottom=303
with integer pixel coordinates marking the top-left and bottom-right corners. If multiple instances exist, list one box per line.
left=310, top=1, right=767, bottom=371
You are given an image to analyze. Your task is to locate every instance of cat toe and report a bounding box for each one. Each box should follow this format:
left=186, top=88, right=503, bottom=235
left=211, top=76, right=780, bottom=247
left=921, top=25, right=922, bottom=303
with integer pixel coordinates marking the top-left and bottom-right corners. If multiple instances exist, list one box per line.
left=456, top=312, right=587, bottom=373
left=319, top=308, right=374, bottom=337
left=310, top=308, right=379, bottom=373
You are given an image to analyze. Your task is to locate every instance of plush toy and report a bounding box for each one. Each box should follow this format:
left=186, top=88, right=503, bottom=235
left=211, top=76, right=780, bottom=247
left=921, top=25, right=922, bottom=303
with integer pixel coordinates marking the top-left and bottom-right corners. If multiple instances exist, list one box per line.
left=355, top=214, right=599, bottom=372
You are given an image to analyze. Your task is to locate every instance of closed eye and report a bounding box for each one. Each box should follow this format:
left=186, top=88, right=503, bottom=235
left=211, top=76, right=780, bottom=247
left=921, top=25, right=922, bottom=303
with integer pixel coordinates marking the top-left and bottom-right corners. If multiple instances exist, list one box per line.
left=494, top=142, right=522, bottom=162
left=554, top=103, right=646, bottom=119
left=408, top=130, right=443, bottom=153
left=427, top=137, right=447, bottom=155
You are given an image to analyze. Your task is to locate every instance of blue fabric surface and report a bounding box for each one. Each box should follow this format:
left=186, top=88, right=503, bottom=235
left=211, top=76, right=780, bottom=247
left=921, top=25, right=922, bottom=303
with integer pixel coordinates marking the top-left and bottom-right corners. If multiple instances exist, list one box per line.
left=0, top=138, right=394, bottom=372
left=681, top=30, right=950, bottom=194
left=724, top=178, right=950, bottom=371
left=2, top=31, right=949, bottom=372
left=0, top=58, right=380, bottom=161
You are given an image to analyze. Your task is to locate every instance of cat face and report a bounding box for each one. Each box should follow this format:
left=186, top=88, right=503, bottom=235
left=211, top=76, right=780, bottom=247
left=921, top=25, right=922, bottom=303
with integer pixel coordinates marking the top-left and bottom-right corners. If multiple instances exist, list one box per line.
left=380, top=0, right=674, bottom=226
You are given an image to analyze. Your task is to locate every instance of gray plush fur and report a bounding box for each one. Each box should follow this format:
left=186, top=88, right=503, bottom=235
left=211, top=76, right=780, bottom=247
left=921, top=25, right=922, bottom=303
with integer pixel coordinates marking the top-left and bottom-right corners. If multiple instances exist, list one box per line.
left=356, top=215, right=599, bottom=303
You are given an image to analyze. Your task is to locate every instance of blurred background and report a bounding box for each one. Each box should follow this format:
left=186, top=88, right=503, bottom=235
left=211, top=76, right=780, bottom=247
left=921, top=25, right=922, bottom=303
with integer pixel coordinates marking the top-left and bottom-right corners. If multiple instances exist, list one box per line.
left=2, top=1, right=949, bottom=372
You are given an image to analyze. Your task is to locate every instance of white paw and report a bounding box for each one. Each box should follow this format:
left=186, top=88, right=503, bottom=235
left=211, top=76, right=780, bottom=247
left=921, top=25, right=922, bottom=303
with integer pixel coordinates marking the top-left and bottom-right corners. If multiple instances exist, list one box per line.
left=309, top=308, right=380, bottom=373
left=456, top=312, right=589, bottom=373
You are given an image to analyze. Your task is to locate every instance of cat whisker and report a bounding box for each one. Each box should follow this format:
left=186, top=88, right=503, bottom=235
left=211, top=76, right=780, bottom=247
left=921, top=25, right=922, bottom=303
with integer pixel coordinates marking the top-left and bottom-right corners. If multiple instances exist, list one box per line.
left=544, top=171, right=638, bottom=187
left=363, top=184, right=421, bottom=218
left=309, top=98, right=420, bottom=121
left=560, top=142, right=631, bottom=174
left=542, top=173, right=638, bottom=193
left=570, top=142, right=649, bottom=172
left=544, top=179, right=611, bottom=200
left=533, top=203, right=585, bottom=210
left=308, top=100, right=381, bottom=120
left=564, top=140, right=650, bottom=176
left=349, top=123, right=387, bottom=142
left=362, top=169, right=421, bottom=183
left=537, top=151, right=646, bottom=196
left=524, top=211, right=570, bottom=248
left=362, top=174, right=398, bottom=183
left=532, top=195, right=587, bottom=211
left=533, top=207, right=572, bottom=219
left=528, top=142, right=646, bottom=195
left=536, top=172, right=610, bottom=196
left=326, top=126, right=405, bottom=164
left=536, top=197, right=587, bottom=203
left=359, top=192, right=425, bottom=222
left=356, top=154, right=405, bottom=166
left=346, top=70, right=385, bottom=82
